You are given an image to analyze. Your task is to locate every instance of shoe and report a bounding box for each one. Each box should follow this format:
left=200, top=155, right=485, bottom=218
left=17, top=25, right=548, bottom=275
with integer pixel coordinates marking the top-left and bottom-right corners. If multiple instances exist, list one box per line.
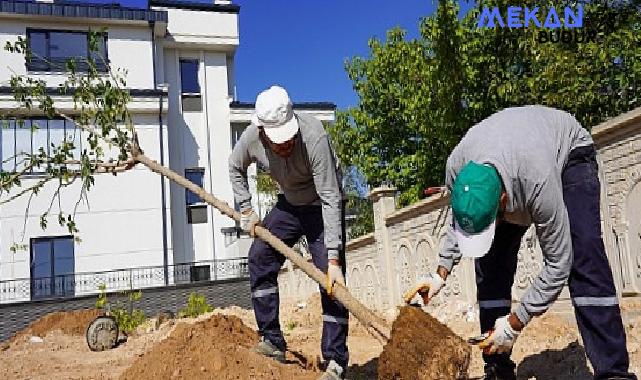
left=483, top=364, right=516, bottom=380
left=253, top=336, right=286, bottom=363
left=317, top=360, right=344, bottom=380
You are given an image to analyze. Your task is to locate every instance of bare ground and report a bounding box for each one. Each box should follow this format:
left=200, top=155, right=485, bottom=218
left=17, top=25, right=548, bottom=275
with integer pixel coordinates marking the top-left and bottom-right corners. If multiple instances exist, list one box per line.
left=1, top=296, right=639, bottom=380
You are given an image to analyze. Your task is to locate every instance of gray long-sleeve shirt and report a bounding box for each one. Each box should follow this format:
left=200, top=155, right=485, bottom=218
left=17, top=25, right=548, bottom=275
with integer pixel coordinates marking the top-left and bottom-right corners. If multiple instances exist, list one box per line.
left=229, top=113, right=344, bottom=256
left=439, top=105, right=593, bottom=325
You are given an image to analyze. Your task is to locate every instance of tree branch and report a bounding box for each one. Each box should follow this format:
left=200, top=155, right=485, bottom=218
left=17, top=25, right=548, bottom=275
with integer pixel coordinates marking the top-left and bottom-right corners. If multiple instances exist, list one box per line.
left=0, top=177, right=51, bottom=206
left=20, top=188, right=37, bottom=241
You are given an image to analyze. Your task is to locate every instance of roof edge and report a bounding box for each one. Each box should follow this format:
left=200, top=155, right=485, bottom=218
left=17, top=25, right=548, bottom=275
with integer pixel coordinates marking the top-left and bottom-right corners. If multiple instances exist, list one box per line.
left=230, top=101, right=337, bottom=111
left=0, top=0, right=168, bottom=23
left=0, top=86, right=167, bottom=97
left=149, top=0, right=239, bottom=13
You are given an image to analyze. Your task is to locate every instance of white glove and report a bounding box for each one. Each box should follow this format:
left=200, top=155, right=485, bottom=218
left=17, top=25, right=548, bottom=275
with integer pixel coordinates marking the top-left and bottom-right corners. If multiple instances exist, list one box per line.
left=240, top=210, right=260, bottom=236
left=479, top=315, right=520, bottom=354
left=327, top=248, right=340, bottom=261
left=326, top=263, right=345, bottom=296
left=403, top=273, right=445, bottom=305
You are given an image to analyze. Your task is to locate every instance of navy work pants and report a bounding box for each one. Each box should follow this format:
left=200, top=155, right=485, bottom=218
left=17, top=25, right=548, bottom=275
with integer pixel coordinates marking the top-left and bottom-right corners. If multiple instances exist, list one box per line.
left=476, top=145, right=635, bottom=379
left=248, top=195, right=349, bottom=368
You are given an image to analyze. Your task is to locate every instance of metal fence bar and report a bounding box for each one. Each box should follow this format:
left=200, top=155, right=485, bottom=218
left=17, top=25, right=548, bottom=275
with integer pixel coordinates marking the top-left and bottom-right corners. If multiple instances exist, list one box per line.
left=0, top=258, right=249, bottom=304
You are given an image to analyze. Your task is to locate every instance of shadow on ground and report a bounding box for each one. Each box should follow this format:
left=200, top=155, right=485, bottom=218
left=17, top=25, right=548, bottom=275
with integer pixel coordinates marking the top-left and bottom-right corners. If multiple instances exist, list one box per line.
left=517, top=341, right=592, bottom=379
left=288, top=349, right=318, bottom=370
left=348, top=358, right=378, bottom=380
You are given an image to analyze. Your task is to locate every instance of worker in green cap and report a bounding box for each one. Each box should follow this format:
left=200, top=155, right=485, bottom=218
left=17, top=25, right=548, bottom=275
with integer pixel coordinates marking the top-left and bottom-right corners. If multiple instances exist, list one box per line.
left=404, top=106, right=635, bottom=380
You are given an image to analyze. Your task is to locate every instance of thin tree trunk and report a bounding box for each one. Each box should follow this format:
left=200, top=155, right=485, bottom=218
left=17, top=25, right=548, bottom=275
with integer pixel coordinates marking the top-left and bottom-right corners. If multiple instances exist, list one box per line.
left=56, top=113, right=391, bottom=342
left=133, top=152, right=391, bottom=343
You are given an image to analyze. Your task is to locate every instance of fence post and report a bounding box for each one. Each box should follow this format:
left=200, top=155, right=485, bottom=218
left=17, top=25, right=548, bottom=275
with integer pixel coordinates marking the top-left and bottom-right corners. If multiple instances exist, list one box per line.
left=369, top=186, right=398, bottom=309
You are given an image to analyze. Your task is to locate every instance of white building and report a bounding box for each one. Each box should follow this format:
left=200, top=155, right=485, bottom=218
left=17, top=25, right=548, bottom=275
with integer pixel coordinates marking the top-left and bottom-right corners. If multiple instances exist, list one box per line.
left=0, top=0, right=335, bottom=302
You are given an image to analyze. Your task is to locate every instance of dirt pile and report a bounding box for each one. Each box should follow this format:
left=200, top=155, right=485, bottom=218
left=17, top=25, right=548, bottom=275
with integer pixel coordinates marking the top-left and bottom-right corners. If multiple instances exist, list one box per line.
left=10, top=309, right=101, bottom=342
left=378, top=306, right=470, bottom=380
left=119, top=314, right=319, bottom=380
left=1, top=299, right=638, bottom=379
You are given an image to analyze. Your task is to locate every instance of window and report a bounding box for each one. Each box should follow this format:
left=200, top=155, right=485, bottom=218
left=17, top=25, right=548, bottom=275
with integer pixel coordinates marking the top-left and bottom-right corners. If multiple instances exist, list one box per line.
left=0, top=118, right=82, bottom=174
left=30, top=236, right=75, bottom=300
left=185, top=168, right=205, bottom=205
left=190, top=264, right=211, bottom=282
left=230, top=123, right=249, bottom=148
left=26, top=29, right=108, bottom=72
left=230, top=123, right=254, bottom=216
left=180, top=59, right=202, bottom=112
left=185, top=168, right=207, bottom=224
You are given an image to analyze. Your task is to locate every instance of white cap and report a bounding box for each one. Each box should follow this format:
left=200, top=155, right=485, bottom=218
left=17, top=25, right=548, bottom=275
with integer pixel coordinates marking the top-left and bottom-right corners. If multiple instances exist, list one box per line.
left=454, top=218, right=496, bottom=258
left=251, top=86, right=299, bottom=144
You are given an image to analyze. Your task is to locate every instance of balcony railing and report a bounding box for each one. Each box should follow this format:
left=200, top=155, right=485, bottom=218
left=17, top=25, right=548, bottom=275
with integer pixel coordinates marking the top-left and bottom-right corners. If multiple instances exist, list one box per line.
left=0, top=258, right=249, bottom=304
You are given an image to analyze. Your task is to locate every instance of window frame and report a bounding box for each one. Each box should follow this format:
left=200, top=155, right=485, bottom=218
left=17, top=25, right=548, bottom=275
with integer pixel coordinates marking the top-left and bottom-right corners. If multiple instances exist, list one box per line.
left=184, top=167, right=206, bottom=206
left=230, top=123, right=248, bottom=149
left=0, top=117, right=83, bottom=175
left=185, top=167, right=207, bottom=224
left=179, top=58, right=202, bottom=112
left=29, top=235, right=76, bottom=300
left=25, top=28, right=109, bottom=73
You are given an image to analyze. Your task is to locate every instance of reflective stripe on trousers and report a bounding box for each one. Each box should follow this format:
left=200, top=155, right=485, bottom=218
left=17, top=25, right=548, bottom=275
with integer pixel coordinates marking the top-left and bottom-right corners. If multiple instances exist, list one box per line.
left=479, top=299, right=512, bottom=309
left=572, top=296, right=619, bottom=307
left=323, top=314, right=349, bottom=325
left=251, top=287, right=278, bottom=298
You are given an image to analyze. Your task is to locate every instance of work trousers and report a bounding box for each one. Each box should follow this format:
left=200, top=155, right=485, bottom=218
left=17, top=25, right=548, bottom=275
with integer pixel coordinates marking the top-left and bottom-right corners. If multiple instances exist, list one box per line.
left=476, top=145, right=635, bottom=379
left=248, top=195, right=349, bottom=369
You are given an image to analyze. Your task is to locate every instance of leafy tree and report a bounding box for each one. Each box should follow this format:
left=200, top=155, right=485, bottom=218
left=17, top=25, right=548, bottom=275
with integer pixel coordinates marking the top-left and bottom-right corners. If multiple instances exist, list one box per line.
left=345, top=195, right=374, bottom=240
left=330, top=0, right=641, bottom=206
left=253, top=168, right=279, bottom=218
left=2, top=30, right=136, bottom=241
left=343, top=167, right=374, bottom=239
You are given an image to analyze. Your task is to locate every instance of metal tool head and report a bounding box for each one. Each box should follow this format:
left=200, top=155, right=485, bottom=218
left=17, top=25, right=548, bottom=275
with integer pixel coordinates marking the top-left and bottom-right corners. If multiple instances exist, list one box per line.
left=467, top=332, right=491, bottom=345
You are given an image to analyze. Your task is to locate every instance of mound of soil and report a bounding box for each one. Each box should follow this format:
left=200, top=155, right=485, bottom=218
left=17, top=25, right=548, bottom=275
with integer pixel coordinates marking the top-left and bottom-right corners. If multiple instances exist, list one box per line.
left=11, top=309, right=101, bottom=342
left=119, top=314, right=319, bottom=380
left=378, top=306, right=470, bottom=380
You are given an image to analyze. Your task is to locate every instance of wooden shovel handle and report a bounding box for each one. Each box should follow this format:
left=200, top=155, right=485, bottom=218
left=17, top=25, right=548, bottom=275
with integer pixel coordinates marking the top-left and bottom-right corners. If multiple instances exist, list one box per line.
left=134, top=153, right=391, bottom=343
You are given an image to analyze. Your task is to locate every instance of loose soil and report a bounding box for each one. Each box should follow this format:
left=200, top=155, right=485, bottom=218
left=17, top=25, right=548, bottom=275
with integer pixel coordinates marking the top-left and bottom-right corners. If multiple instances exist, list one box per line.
left=120, top=314, right=319, bottom=380
left=378, top=306, right=470, bottom=380
left=9, top=309, right=101, bottom=343
left=1, top=296, right=639, bottom=379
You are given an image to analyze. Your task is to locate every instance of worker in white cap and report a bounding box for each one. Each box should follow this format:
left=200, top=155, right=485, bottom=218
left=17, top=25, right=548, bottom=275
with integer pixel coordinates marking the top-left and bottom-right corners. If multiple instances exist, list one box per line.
left=229, top=86, right=348, bottom=380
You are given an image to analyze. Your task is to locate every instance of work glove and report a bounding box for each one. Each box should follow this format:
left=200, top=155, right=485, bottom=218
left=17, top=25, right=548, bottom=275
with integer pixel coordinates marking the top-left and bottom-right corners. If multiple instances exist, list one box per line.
left=326, top=262, right=345, bottom=296
left=240, top=210, right=260, bottom=236
left=403, top=273, right=445, bottom=305
left=478, top=315, right=520, bottom=354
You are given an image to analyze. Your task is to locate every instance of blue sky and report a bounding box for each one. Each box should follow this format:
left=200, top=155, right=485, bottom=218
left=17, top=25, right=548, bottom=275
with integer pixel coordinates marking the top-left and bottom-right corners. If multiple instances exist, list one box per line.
left=86, top=0, right=474, bottom=109
left=233, top=0, right=436, bottom=109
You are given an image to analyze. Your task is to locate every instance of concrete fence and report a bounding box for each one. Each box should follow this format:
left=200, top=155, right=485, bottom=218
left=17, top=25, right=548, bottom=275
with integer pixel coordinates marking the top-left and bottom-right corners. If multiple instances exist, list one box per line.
left=279, top=106, right=641, bottom=311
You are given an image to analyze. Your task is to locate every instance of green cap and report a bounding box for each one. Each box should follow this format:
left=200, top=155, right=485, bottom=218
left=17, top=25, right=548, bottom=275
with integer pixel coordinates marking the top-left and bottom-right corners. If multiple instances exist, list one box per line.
left=451, top=162, right=501, bottom=234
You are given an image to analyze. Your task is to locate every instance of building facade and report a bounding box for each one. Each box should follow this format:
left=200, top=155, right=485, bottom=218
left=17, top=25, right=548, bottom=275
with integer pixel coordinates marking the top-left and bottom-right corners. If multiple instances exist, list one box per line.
left=0, top=0, right=335, bottom=303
